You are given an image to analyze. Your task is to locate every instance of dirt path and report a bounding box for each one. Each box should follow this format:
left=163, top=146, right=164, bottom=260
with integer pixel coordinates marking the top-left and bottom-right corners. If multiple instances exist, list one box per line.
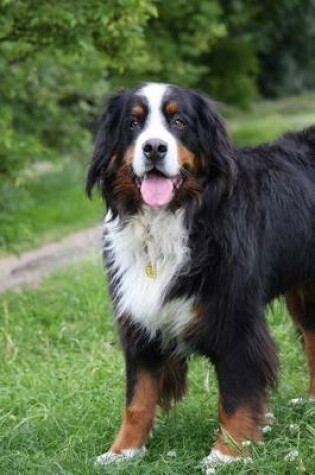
left=0, top=226, right=102, bottom=293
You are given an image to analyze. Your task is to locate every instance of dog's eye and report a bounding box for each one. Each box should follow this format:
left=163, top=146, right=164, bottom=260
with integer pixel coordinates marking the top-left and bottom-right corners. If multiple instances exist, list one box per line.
left=172, top=118, right=186, bottom=129
left=130, top=118, right=140, bottom=130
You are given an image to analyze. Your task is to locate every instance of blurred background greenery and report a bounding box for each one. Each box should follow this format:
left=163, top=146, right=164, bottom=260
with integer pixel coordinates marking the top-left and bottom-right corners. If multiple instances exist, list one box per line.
left=0, top=0, right=314, bottom=253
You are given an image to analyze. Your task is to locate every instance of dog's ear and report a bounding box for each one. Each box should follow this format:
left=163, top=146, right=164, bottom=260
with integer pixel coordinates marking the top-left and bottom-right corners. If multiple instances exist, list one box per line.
left=86, top=90, right=127, bottom=197
left=195, top=93, right=236, bottom=194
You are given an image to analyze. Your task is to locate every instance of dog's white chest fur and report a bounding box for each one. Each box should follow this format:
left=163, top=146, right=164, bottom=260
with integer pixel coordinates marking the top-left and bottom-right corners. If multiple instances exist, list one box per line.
left=104, top=207, right=194, bottom=345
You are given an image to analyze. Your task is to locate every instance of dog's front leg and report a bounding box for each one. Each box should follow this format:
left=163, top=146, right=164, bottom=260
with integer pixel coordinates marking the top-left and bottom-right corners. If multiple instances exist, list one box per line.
left=110, top=364, right=159, bottom=454
left=95, top=341, right=161, bottom=466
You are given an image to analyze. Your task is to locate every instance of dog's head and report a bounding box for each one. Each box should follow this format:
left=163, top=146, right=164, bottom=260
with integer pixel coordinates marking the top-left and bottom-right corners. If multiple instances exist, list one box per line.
left=86, top=83, right=235, bottom=216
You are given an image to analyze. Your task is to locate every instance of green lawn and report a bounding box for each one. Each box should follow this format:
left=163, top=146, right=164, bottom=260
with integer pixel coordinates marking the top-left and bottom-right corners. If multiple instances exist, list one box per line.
left=1, top=260, right=315, bottom=474
left=0, top=158, right=103, bottom=255
left=227, top=91, right=315, bottom=145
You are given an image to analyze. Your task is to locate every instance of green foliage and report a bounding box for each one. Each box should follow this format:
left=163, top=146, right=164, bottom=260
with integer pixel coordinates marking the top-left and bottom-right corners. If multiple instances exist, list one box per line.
left=0, top=0, right=157, bottom=179
left=0, top=106, right=49, bottom=177
left=0, top=0, right=156, bottom=65
left=218, top=0, right=315, bottom=98
left=111, top=1, right=259, bottom=106
left=132, top=1, right=226, bottom=86
left=255, top=0, right=315, bottom=97
left=0, top=0, right=313, bottom=173
left=201, top=36, right=258, bottom=108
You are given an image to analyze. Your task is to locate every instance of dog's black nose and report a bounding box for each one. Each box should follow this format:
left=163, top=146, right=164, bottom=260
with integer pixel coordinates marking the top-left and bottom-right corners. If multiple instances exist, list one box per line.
left=143, top=139, right=168, bottom=161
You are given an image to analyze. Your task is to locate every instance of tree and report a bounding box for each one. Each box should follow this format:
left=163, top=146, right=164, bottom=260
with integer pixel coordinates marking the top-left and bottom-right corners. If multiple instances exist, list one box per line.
left=0, top=0, right=156, bottom=177
left=215, top=0, right=315, bottom=98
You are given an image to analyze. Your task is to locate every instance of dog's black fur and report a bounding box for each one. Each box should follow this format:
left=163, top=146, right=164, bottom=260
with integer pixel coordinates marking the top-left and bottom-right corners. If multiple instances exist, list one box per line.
left=87, top=84, right=315, bottom=449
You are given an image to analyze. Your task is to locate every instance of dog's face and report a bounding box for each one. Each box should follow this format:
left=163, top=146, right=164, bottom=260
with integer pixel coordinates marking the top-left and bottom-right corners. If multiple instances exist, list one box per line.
left=87, top=83, right=234, bottom=216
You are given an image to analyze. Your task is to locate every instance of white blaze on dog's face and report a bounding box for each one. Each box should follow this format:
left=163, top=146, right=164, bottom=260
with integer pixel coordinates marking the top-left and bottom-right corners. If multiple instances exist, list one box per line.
left=132, top=83, right=183, bottom=208
left=133, top=83, right=180, bottom=177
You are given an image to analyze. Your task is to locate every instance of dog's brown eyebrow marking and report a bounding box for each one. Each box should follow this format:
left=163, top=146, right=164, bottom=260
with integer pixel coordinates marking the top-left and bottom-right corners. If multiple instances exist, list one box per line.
left=165, top=101, right=179, bottom=115
left=131, top=104, right=145, bottom=117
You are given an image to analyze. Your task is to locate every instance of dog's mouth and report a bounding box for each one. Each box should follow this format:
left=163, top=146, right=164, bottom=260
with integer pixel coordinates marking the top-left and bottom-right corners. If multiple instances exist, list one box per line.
left=135, top=169, right=184, bottom=208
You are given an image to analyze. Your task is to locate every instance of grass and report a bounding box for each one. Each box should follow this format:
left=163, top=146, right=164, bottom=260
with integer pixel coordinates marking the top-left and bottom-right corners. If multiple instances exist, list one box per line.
left=0, top=158, right=103, bottom=255
left=227, top=91, right=315, bottom=145
left=1, top=260, right=315, bottom=474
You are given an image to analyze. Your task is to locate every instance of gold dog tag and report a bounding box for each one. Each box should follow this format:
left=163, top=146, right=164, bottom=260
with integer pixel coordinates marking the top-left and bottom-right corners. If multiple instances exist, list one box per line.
left=145, top=262, right=156, bottom=279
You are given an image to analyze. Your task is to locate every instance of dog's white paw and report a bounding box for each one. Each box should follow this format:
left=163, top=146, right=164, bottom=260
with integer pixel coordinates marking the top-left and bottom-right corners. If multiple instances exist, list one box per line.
left=201, top=448, right=252, bottom=473
left=94, top=447, right=146, bottom=467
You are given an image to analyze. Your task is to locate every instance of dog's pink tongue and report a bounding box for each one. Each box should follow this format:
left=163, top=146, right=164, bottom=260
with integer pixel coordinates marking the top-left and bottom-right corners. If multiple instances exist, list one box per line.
left=140, top=175, right=174, bottom=207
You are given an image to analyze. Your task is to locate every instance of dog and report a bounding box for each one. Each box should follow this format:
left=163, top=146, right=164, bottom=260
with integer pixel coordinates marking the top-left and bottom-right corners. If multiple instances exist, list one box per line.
left=86, top=82, right=315, bottom=469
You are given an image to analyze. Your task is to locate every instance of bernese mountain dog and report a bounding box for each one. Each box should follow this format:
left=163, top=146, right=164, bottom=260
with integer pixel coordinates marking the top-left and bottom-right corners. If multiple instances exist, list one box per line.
left=86, top=83, right=315, bottom=469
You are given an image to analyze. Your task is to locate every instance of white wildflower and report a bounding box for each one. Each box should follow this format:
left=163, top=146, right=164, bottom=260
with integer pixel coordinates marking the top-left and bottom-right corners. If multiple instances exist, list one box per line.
left=205, top=469, right=216, bottom=475
left=265, top=411, right=275, bottom=424
left=284, top=449, right=299, bottom=461
left=289, top=398, right=305, bottom=406
left=166, top=450, right=177, bottom=458
left=241, top=440, right=252, bottom=447
left=289, top=423, right=299, bottom=434
left=262, top=425, right=272, bottom=433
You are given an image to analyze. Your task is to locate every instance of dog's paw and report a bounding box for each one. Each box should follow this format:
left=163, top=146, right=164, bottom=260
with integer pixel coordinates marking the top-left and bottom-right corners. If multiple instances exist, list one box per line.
left=201, top=449, right=252, bottom=473
left=94, top=447, right=146, bottom=467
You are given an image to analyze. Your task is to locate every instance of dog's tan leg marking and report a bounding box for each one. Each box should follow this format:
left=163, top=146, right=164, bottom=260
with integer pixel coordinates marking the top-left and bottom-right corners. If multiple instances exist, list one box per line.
left=202, top=401, right=259, bottom=469
left=213, top=401, right=261, bottom=456
left=110, top=369, right=159, bottom=453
